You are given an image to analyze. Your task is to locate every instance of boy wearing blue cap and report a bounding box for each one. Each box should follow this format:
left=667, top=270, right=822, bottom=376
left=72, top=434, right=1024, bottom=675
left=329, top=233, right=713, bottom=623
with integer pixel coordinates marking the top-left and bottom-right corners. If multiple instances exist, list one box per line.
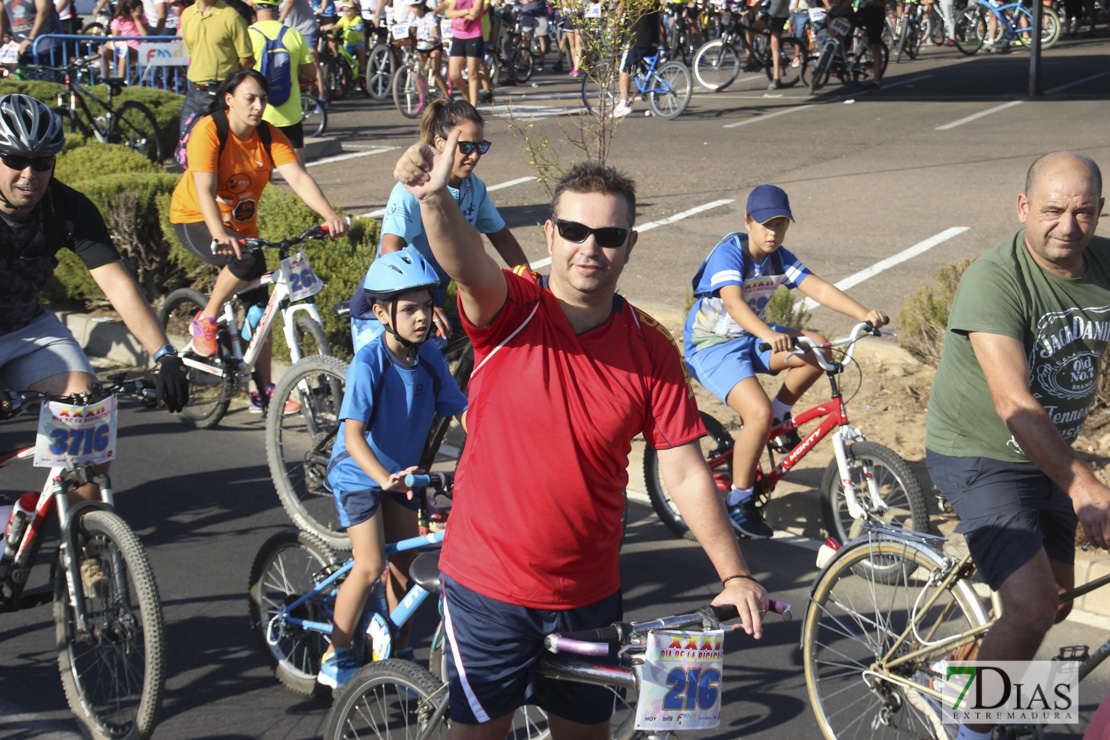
left=319, top=252, right=468, bottom=688
left=684, top=185, right=888, bottom=538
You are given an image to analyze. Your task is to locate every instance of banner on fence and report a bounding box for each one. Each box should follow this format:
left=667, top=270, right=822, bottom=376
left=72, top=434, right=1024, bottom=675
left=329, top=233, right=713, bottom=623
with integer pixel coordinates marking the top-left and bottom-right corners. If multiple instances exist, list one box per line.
left=140, top=41, right=187, bottom=66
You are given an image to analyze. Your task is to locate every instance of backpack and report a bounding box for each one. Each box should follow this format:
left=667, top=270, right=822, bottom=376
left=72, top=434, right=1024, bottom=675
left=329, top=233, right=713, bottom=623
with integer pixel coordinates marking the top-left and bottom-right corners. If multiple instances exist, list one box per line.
left=690, top=232, right=784, bottom=297
left=250, top=24, right=294, bottom=106
left=174, top=109, right=274, bottom=171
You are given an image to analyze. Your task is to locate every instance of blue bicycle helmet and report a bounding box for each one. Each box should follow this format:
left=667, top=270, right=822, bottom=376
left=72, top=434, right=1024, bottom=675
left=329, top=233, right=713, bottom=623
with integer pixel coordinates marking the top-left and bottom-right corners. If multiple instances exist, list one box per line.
left=363, top=251, right=440, bottom=303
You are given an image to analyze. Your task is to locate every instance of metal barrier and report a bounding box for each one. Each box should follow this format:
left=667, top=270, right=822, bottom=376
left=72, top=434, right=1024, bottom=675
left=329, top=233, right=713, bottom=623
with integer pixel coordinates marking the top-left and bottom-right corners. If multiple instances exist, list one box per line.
left=26, top=33, right=188, bottom=93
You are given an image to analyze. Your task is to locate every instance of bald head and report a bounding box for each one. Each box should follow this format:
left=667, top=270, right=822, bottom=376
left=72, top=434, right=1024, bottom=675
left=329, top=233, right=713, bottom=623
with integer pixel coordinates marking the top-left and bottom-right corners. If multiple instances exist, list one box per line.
left=1025, top=151, right=1102, bottom=198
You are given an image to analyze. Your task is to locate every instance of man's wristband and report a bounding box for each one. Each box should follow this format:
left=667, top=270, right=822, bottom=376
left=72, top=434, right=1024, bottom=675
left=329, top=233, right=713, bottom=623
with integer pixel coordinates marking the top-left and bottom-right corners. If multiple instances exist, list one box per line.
left=153, top=344, right=179, bottom=363
left=722, top=574, right=758, bottom=588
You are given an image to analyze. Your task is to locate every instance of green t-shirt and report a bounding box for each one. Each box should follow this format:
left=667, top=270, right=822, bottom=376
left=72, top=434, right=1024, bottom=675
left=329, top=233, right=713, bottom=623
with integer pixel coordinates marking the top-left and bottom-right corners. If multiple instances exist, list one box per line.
left=926, top=229, right=1110, bottom=462
left=249, top=20, right=313, bottom=128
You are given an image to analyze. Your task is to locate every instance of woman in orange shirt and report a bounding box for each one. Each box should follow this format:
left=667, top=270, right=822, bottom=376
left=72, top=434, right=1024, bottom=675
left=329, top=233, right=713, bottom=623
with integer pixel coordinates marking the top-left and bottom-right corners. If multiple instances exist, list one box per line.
left=170, top=69, right=347, bottom=403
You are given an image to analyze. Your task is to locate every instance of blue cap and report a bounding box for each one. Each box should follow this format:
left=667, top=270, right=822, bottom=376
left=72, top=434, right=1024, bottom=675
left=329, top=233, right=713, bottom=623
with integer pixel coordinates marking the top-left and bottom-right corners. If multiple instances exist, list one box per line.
left=746, top=185, right=794, bottom=224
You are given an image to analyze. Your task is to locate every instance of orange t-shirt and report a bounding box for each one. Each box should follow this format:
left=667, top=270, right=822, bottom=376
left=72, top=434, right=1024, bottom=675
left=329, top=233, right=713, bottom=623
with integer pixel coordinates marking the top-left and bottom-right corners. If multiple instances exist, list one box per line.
left=169, top=115, right=298, bottom=237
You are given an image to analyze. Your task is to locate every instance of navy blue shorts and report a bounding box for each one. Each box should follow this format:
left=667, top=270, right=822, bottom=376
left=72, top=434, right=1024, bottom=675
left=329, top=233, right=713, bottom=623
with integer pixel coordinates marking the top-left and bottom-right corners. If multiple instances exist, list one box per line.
left=441, top=573, right=622, bottom=725
left=926, top=450, right=1078, bottom=591
left=333, top=486, right=420, bottom=528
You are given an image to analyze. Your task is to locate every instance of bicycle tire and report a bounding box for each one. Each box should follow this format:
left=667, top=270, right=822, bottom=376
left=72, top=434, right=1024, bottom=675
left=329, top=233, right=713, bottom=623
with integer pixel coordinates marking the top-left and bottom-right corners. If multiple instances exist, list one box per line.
left=644, top=411, right=734, bottom=540
left=648, top=61, right=692, bottom=119
left=894, top=17, right=913, bottom=61
left=580, top=63, right=618, bottom=115
left=1024, top=5, right=1062, bottom=47
left=392, top=62, right=427, bottom=119
left=267, top=354, right=351, bottom=550
left=55, top=509, right=165, bottom=740
left=692, top=39, right=740, bottom=91
left=819, top=440, right=930, bottom=557
left=157, top=288, right=234, bottom=429
left=324, top=659, right=447, bottom=739
left=366, top=44, right=396, bottom=100
left=332, top=57, right=354, bottom=100
left=512, top=47, right=534, bottom=82
left=809, top=43, right=833, bottom=94
left=851, top=40, right=887, bottom=86
left=248, top=529, right=340, bottom=696
left=109, top=100, right=163, bottom=164
left=52, top=105, right=90, bottom=138
left=953, top=6, right=986, bottom=54
left=763, top=36, right=806, bottom=87
left=292, top=314, right=331, bottom=359
left=301, top=96, right=327, bottom=137
left=803, top=537, right=988, bottom=740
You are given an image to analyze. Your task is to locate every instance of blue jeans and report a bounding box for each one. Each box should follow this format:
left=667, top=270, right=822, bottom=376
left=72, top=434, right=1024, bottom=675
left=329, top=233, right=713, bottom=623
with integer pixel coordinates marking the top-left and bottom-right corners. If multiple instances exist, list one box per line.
left=791, top=11, right=809, bottom=37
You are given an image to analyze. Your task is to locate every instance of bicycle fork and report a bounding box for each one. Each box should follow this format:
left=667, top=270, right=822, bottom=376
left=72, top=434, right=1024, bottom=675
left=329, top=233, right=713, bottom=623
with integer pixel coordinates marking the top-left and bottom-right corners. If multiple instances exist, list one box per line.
left=830, top=428, right=888, bottom=521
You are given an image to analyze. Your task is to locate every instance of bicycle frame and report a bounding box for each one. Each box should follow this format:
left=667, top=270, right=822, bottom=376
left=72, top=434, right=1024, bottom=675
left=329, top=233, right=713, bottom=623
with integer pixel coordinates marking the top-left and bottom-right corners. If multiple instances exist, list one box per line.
left=177, top=268, right=325, bottom=388
left=977, top=0, right=1034, bottom=34
left=59, top=68, right=118, bottom=143
left=634, top=50, right=669, bottom=95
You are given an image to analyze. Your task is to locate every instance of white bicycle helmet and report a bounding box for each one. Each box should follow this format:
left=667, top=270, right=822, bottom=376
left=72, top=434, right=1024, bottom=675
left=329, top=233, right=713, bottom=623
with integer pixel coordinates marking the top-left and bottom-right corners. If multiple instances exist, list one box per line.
left=0, top=94, right=65, bottom=156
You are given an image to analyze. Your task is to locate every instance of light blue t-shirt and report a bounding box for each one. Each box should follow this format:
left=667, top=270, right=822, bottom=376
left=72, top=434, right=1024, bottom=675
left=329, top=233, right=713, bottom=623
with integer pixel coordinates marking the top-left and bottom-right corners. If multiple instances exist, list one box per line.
left=684, top=232, right=810, bottom=354
left=326, top=333, right=468, bottom=494
left=379, top=175, right=507, bottom=303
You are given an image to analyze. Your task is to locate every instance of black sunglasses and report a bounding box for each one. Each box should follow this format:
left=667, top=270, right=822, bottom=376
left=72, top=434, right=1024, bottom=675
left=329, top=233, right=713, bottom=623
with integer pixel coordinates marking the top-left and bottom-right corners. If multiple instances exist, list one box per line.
left=456, top=140, right=492, bottom=155
left=553, top=218, right=632, bottom=248
left=2, top=154, right=55, bottom=172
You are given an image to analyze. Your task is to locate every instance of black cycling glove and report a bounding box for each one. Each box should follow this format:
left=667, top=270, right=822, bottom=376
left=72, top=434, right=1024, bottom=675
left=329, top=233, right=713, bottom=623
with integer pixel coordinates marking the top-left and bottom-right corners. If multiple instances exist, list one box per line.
left=155, top=357, right=189, bottom=413
left=0, top=391, right=21, bottom=421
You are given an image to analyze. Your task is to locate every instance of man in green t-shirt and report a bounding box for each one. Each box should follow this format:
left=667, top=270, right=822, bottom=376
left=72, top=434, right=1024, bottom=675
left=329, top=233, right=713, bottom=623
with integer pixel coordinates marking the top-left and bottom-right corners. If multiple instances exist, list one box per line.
left=250, top=0, right=316, bottom=162
left=926, top=151, right=1110, bottom=740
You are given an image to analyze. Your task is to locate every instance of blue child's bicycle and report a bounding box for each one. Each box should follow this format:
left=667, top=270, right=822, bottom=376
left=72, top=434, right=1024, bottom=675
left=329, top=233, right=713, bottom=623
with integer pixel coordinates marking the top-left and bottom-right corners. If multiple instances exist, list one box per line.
left=248, top=473, right=451, bottom=695
left=580, top=46, right=693, bottom=120
left=952, top=0, right=1062, bottom=54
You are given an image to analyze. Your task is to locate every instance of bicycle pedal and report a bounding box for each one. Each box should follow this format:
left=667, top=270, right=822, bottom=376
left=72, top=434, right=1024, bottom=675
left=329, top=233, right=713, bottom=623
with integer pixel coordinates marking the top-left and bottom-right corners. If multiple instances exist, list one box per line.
left=1055, top=645, right=1089, bottom=662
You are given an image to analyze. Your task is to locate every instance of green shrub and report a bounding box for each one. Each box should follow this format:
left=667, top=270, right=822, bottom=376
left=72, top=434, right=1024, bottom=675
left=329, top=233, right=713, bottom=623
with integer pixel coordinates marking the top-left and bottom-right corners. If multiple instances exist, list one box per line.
left=56, top=140, right=161, bottom=182
left=766, top=286, right=813, bottom=329
left=896, top=257, right=976, bottom=366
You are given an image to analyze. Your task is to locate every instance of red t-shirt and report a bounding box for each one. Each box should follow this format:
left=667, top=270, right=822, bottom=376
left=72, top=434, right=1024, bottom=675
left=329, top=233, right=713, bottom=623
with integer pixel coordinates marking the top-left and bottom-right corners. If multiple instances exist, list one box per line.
left=438, top=268, right=705, bottom=609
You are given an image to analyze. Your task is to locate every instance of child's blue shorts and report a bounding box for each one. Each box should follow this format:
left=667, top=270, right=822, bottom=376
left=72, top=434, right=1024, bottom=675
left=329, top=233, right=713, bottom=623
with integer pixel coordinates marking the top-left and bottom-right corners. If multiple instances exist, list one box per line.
left=685, top=324, right=787, bottom=405
left=333, top=486, right=420, bottom=528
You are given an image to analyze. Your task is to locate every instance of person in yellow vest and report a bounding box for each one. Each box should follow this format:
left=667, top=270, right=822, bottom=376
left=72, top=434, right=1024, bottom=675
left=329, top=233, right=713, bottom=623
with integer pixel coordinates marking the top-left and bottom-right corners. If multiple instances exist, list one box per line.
left=251, top=0, right=317, bottom=161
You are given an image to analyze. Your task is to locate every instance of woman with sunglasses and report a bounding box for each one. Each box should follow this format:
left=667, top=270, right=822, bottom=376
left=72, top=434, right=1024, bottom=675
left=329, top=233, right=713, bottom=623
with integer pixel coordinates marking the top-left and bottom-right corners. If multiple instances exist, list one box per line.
left=349, top=98, right=528, bottom=350
left=170, top=69, right=347, bottom=406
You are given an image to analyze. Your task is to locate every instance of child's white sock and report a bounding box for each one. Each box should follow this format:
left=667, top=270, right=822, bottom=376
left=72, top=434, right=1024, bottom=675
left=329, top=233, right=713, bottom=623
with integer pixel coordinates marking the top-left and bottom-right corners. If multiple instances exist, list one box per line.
left=726, top=486, right=754, bottom=507
left=772, top=398, right=793, bottom=422
left=955, top=727, right=991, bottom=740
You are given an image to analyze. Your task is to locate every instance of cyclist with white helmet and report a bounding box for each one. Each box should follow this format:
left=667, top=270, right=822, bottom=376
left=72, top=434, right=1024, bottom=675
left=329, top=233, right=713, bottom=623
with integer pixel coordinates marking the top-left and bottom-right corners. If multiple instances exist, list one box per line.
left=0, top=94, right=189, bottom=495
left=319, top=250, right=469, bottom=689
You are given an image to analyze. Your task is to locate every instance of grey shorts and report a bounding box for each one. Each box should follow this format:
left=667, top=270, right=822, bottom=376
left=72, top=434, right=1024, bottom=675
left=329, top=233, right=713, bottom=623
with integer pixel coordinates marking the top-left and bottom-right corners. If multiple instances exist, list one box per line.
left=0, top=311, right=95, bottom=391
left=520, top=13, right=549, bottom=35
left=926, top=449, right=1079, bottom=591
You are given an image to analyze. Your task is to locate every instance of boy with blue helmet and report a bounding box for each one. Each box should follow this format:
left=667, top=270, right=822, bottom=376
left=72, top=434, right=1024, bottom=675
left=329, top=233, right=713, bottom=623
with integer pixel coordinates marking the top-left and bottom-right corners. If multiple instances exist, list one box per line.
left=684, top=185, right=888, bottom=539
left=320, top=251, right=468, bottom=689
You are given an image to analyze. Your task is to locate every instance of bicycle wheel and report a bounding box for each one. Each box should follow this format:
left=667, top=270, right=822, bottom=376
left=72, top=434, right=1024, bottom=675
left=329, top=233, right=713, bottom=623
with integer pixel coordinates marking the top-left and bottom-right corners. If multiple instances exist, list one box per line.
left=108, top=100, right=163, bottom=164
left=953, top=6, right=987, bottom=54
left=894, top=18, right=914, bottom=61
left=291, top=314, right=331, bottom=358
left=764, top=36, right=806, bottom=87
left=157, top=288, right=235, bottom=429
left=1021, top=5, right=1062, bottom=47
left=692, top=39, right=741, bottom=91
left=301, top=96, right=327, bottom=137
left=366, top=44, right=396, bottom=100
left=644, top=411, right=734, bottom=540
left=809, top=43, right=834, bottom=94
left=248, top=529, right=340, bottom=695
left=819, top=441, right=929, bottom=550
left=648, top=61, right=692, bottom=119
left=324, top=659, right=447, bottom=740
left=54, top=509, right=165, bottom=740
left=332, top=57, right=355, bottom=100
left=852, top=40, right=888, bottom=85
left=267, top=354, right=351, bottom=550
left=803, top=537, right=988, bottom=740
left=393, top=62, right=427, bottom=119
left=512, top=47, right=535, bottom=82
left=580, top=64, right=618, bottom=116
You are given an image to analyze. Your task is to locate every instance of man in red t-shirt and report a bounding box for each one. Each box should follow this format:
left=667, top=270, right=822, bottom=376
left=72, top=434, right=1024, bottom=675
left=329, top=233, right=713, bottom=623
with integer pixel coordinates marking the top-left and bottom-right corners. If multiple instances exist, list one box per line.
left=394, top=131, right=768, bottom=740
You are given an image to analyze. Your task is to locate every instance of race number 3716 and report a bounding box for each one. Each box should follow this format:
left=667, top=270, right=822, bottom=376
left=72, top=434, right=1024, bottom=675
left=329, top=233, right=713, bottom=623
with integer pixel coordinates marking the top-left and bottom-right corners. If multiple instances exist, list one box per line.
left=34, top=396, right=118, bottom=467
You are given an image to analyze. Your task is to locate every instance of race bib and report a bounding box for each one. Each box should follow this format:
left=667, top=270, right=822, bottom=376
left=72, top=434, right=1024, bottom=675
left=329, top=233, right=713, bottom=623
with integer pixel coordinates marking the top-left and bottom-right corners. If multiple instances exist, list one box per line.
left=634, top=629, right=724, bottom=731
left=280, top=250, right=324, bottom=301
left=830, top=16, right=852, bottom=34
left=34, top=396, right=118, bottom=468
left=585, top=3, right=602, bottom=17
left=440, top=23, right=454, bottom=39
left=0, top=40, right=20, bottom=64
left=392, top=22, right=411, bottom=39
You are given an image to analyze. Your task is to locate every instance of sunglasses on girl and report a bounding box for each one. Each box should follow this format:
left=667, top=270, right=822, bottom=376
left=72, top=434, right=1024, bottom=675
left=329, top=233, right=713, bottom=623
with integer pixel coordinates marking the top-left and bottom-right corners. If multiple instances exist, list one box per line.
left=552, top=218, right=633, bottom=248
left=456, top=140, right=492, bottom=155
left=2, top=154, right=56, bottom=172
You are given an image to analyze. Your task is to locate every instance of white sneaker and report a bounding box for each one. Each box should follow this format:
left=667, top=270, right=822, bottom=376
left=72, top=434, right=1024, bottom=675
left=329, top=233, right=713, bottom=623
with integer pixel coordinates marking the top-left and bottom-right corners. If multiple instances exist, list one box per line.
left=611, top=102, right=632, bottom=118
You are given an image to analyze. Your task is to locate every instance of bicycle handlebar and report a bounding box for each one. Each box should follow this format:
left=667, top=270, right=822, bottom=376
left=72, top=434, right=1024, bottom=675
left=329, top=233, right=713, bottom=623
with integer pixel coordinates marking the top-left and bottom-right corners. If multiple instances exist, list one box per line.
left=757, top=322, right=895, bottom=372
left=404, top=472, right=453, bottom=490
left=212, top=225, right=331, bottom=257
left=543, top=600, right=791, bottom=656
left=1, top=374, right=158, bottom=420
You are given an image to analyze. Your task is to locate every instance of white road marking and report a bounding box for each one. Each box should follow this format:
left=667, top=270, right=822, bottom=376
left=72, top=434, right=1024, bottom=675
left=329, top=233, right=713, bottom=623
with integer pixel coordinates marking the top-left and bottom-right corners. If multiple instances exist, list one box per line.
left=306, top=146, right=399, bottom=167
left=723, top=104, right=815, bottom=128
left=799, top=226, right=971, bottom=311
left=1045, top=70, right=1110, bottom=94
left=934, top=100, right=1024, bottom=130
left=353, top=176, right=537, bottom=220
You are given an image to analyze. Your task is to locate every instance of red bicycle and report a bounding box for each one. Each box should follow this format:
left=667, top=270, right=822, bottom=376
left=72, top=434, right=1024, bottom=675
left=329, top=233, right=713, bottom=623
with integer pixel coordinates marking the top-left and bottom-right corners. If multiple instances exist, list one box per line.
left=644, top=322, right=929, bottom=549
